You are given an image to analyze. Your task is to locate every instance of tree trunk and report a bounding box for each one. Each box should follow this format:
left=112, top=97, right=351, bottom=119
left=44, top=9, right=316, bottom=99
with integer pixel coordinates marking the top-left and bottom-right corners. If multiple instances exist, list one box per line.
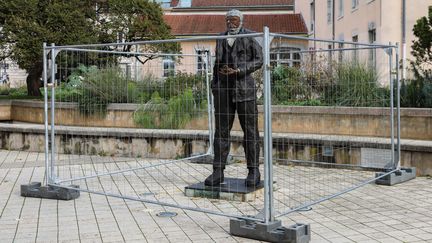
left=26, top=62, right=43, bottom=97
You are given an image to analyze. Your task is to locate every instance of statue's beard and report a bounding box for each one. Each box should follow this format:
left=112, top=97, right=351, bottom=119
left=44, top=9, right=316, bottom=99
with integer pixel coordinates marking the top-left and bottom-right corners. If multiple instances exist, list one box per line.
left=228, top=24, right=242, bottom=35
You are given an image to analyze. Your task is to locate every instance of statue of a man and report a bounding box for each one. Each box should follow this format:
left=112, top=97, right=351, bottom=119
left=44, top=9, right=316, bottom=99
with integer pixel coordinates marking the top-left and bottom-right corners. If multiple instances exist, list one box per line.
left=205, top=9, right=263, bottom=187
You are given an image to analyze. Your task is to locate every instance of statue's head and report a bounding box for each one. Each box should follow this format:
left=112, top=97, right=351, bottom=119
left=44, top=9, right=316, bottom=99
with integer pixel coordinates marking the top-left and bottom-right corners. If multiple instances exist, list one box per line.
left=226, top=9, right=243, bottom=35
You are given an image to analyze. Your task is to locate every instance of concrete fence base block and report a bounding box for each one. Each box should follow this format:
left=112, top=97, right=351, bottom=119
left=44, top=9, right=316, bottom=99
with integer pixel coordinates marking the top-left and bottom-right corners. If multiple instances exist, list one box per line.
left=230, top=218, right=311, bottom=243
left=21, top=182, right=80, bottom=200
left=375, top=167, right=416, bottom=186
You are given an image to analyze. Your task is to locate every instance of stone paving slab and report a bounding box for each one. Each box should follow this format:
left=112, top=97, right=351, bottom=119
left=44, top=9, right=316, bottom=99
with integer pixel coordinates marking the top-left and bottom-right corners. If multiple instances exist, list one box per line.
left=0, top=150, right=431, bottom=242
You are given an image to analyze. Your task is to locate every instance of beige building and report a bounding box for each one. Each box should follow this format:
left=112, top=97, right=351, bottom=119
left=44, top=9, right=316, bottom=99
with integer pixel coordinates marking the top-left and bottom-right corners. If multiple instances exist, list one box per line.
left=295, top=0, right=432, bottom=80
left=125, top=0, right=309, bottom=80
left=2, top=0, right=308, bottom=87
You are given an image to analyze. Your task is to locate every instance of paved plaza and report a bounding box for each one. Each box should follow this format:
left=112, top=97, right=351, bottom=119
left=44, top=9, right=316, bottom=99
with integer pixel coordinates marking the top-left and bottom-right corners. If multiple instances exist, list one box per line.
left=0, top=150, right=431, bottom=243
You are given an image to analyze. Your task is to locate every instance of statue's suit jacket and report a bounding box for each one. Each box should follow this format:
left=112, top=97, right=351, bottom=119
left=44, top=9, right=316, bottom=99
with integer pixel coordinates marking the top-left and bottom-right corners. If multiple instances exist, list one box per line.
left=211, top=28, right=263, bottom=102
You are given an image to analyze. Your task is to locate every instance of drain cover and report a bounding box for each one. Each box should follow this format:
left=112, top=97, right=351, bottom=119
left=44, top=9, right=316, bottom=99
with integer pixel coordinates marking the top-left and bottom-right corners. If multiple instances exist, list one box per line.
left=156, top=211, right=177, bottom=218
left=297, top=206, right=312, bottom=212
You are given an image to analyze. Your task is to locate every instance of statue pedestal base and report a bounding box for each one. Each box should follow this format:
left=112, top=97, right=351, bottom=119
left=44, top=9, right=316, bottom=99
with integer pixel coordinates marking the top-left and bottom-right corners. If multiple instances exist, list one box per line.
left=185, top=177, right=264, bottom=202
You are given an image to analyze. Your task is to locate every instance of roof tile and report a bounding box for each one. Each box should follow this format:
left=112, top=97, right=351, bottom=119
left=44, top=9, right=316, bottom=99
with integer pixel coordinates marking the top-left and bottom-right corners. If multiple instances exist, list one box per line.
left=191, top=0, right=293, bottom=7
left=164, top=14, right=307, bottom=35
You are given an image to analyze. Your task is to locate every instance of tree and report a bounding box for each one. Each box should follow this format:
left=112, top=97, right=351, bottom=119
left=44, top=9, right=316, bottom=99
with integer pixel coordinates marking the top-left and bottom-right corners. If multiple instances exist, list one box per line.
left=401, top=6, right=432, bottom=108
left=0, top=0, right=178, bottom=96
left=411, top=6, right=432, bottom=80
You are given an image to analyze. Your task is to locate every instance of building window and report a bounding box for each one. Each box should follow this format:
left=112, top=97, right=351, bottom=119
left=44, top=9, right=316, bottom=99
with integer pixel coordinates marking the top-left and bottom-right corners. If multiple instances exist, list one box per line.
left=338, top=43, right=344, bottom=63
left=352, top=35, right=359, bottom=62
left=368, top=28, right=377, bottom=67
left=352, top=0, right=359, bottom=9
left=196, top=49, right=209, bottom=75
left=327, top=0, right=333, bottom=24
left=328, top=44, right=333, bottom=63
left=154, top=0, right=171, bottom=8
left=163, top=56, right=175, bottom=77
left=270, top=47, right=301, bottom=67
left=116, top=32, right=125, bottom=43
left=0, top=61, right=9, bottom=84
left=310, top=1, right=315, bottom=32
left=0, top=62, right=9, bottom=70
left=338, top=0, right=344, bottom=18
left=178, top=0, right=191, bottom=7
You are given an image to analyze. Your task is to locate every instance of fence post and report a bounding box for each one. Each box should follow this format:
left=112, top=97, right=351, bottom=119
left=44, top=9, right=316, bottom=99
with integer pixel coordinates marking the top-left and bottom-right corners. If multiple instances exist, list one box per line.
left=388, top=44, right=395, bottom=169
left=395, top=43, right=401, bottom=170
left=43, top=43, right=50, bottom=185
left=50, top=43, right=56, bottom=184
left=230, top=27, right=311, bottom=243
left=375, top=44, right=416, bottom=186
left=204, top=51, right=214, bottom=156
left=263, top=26, right=274, bottom=223
left=20, top=43, right=79, bottom=200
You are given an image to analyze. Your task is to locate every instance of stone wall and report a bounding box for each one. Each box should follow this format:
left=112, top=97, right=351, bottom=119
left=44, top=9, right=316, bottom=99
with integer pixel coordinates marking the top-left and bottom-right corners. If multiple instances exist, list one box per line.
left=1, top=123, right=431, bottom=176
left=4, top=100, right=432, bottom=140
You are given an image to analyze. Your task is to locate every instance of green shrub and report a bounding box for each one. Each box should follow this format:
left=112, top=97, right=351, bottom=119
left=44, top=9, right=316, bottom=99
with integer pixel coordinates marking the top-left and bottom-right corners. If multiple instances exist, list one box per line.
left=322, top=63, right=387, bottom=107
left=66, top=64, right=97, bottom=88
left=77, top=66, right=130, bottom=115
left=271, top=65, right=310, bottom=104
left=54, top=86, right=81, bottom=102
left=160, top=72, right=206, bottom=102
left=278, top=99, right=322, bottom=106
left=401, top=77, right=432, bottom=108
left=133, top=88, right=204, bottom=129
left=0, top=86, right=10, bottom=95
left=133, top=91, right=166, bottom=128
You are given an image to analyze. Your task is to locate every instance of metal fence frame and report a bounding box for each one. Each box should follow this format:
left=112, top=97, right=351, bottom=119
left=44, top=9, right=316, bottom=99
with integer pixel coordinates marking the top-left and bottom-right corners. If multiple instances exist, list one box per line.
left=42, top=27, right=401, bottom=225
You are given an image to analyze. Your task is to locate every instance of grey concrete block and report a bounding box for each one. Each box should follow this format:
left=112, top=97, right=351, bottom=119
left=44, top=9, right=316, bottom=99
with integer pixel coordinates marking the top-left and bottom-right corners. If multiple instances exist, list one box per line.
left=230, top=218, right=311, bottom=243
left=375, top=167, right=416, bottom=186
left=21, top=182, right=80, bottom=200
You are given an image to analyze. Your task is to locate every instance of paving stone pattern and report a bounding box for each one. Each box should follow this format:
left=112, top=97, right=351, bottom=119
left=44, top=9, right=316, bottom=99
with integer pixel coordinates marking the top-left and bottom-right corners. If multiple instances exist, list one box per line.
left=0, top=150, right=431, bottom=242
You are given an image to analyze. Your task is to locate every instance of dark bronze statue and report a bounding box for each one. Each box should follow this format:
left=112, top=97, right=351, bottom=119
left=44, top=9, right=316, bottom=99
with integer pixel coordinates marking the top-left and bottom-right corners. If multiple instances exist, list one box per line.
left=205, top=9, right=263, bottom=187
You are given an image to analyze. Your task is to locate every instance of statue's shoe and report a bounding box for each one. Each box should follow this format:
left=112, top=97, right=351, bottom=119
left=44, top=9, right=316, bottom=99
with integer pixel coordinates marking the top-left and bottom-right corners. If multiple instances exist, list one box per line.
left=245, top=168, right=260, bottom=187
left=204, top=168, right=224, bottom=186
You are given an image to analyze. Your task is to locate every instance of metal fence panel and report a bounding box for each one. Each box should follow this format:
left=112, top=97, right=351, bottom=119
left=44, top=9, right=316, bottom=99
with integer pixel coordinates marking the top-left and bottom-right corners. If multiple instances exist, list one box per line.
left=43, top=31, right=398, bottom=222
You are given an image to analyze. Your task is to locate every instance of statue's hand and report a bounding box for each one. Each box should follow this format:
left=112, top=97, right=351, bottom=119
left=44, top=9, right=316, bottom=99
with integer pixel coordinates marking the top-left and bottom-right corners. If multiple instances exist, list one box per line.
left=219, top=65, right=239, bottom=76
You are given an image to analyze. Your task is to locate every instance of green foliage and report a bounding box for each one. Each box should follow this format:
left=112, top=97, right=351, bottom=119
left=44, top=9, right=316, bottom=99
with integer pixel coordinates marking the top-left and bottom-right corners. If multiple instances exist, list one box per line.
left=11, top=86, right=32, bottom=97
left=54, top=86, right=82, bottom=102
left=133, top=89, right=203, bottom=129
left=400, top=77, right=432, bottom=108
left=332, top=64, right=387, bottom=106
left=131, top=72, right=207, bottom=129
left=163, top=89, right=196, bottom=129
left=401, top=6, right=432, bottom=108
left=63, top=65, right=207, bottom=128
left=0, top=0, right=179, bottom=96
left=133, top=91, right=166, bottom=128
left=159, top=72, right=207, bottom=101
left=270, top=63, right=387, bottom=107
left=323, top=63, right=386, bottom=107
left=277, top=99, right=322, bottom=106
left=77, top=67, right=130, bottom=115
left=66, top=64, right=97, bottom=89
left=411, top=6, right=432, bottom=80
left=0, top=86, right=10, bottom=96
left=0, top=86, right=38, bottom=100
left=271, top=65, right=310, bottom=104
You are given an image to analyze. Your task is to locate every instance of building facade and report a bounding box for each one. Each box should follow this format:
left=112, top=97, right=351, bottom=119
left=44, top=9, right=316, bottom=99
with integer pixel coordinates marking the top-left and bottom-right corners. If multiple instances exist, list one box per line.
left=295, top=0, right=432, bottom=80
left=155, top=0, right=308, bottom=78
left=108, top=0, right=308, bottom=80
left=1, top=0, right=307, bottom=87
